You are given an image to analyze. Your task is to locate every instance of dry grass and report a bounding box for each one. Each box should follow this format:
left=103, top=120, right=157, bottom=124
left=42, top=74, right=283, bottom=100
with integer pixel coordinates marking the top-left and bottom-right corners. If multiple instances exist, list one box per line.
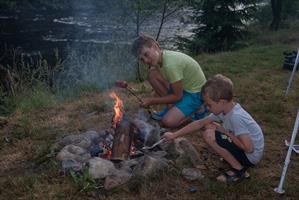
left=1, top=27, right=299, bottom=199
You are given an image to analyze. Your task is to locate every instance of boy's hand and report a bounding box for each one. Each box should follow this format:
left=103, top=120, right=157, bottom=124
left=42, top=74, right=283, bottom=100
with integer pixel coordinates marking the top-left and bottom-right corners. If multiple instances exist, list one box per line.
left=162, top=132, right=177, bottom=141
left=140, top=98, right=155, bottom=107
left=212, top=122, right=227, bottom=135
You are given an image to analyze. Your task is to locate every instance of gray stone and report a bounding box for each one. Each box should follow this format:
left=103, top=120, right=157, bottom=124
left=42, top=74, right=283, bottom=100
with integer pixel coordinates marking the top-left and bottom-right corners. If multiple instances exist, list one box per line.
left=88, top=157, right=116, bottom=179
left=182, top=168, right=203, bottom=181
left=62, top=159, right=83, bottom=172
left=104, top=168, right=132, bottom=190
left=133, top=155, right=169, bottom=177
left=174, top=138, right=204, bottom=168
left=56, top=144, right=91, bottom=163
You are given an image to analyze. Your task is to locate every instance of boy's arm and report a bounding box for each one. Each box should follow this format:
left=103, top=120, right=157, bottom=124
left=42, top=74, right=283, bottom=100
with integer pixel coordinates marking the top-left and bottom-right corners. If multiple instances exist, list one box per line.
left=213, top=123, right=254, bottom=153
left=163, top=117, right=212, bottom=141
left=141, top=80, right=183, bottom=106
left=226, top=132, right=253, bottom=153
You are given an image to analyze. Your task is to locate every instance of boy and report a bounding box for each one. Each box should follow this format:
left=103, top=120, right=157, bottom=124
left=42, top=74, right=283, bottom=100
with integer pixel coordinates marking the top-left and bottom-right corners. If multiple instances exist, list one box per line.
left=163, top=74, right=264, bottom=182
left=130, top=33, right=207, bottom=128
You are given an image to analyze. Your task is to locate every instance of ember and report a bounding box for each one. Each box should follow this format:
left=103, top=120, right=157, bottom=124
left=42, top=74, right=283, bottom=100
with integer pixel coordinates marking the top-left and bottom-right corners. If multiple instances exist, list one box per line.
left=109, top=91, right=123, bottom=129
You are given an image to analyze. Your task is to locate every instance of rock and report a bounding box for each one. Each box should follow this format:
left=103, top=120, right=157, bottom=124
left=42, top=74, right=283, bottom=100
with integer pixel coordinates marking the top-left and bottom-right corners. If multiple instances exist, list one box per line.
left=62, top=159, right=83, bottom=172
left=182, top=168, right=203, bottom=181
left=56, top=144, right=91, bottom=163
left=88, top=157, right=116, bottom=179
left=104, top=168, right=132, bottom=190
left=144, top=123, right=161, bottom=147
left=133, top=154, right=169, bottom=177
left=174, top=138, right=204, bottom=167
left=57, top=130, right=114, bottom=149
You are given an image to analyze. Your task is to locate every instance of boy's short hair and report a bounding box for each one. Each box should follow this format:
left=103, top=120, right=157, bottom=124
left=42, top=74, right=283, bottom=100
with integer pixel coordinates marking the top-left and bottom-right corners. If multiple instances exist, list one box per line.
left=131, top=33, right=158, bottom=57
left=201, top=74, right=233, bottom=102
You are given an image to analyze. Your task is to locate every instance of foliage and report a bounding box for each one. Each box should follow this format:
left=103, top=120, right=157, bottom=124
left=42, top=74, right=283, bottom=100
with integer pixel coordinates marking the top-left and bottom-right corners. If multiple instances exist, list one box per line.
left=0, top=46, right=63, bottom=92
left=0, top=88, right=16, bottom=116
left=281, top=0, right=299, bottom=20
left=18, top=83, right=57, bottom=112
left=254, top=2, right=273, bottom=26
left=154, top=0, right=190, bottom=41
left=177, top=0, right=259, bottom=53
left=115, top=0, right=159, bottom=36
left=69, top=168, right=98, bottom=192
left=11, top=116, right=36, bottom=140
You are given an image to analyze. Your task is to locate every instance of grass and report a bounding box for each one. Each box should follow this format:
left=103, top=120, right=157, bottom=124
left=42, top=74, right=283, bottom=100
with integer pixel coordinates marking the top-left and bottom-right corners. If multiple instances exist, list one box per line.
left=1, top=21, right=299, bottom=199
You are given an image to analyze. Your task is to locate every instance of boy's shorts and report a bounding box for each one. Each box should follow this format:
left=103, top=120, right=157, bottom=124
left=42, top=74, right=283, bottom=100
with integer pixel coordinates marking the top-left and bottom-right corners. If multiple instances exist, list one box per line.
left=174, top=90, right=205, bottom=118
left=215, top=131, right=254, bottom=168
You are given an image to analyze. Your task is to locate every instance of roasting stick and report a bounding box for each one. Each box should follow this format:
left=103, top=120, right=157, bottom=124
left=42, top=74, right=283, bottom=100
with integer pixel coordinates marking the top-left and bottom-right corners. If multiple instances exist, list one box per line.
left=142, top=138, right=166, bottom=150
left=115, top=80, right=154, bottom=115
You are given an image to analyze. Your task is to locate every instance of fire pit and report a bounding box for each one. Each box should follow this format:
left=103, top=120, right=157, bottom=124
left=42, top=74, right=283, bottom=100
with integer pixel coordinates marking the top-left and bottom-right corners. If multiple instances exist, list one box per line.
left=55, top=91, right=204, bottom=190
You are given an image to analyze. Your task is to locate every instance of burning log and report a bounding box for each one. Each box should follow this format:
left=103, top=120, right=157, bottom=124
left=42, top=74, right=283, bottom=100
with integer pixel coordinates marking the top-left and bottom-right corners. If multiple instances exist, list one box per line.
left=110, top=118, right=134, bottom=161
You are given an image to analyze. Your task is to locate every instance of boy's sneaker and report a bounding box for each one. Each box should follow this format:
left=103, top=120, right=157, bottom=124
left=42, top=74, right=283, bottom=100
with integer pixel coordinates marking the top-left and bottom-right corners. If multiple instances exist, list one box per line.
left=151, top=107, right=169, bottom=121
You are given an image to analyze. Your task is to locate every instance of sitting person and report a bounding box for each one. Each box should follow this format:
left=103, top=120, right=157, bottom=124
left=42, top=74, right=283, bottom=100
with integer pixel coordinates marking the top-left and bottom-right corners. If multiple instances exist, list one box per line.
left=163, top=74, right=264, bottom=182
left=130, top=33, right=207, bottom=128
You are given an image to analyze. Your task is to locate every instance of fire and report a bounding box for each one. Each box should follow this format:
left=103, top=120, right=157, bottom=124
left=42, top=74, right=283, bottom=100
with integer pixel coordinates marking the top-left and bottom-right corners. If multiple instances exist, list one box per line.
left=109, top=91, right=123, bottom=128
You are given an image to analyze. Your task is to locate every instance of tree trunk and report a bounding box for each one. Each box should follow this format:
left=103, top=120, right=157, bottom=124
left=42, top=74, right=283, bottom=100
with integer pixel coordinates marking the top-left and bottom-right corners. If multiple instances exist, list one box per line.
left=156, top=0, right=167, bottom=41
left=270, top=0, right=282, bottom=30
left=136, top=0, right=141, bottom=36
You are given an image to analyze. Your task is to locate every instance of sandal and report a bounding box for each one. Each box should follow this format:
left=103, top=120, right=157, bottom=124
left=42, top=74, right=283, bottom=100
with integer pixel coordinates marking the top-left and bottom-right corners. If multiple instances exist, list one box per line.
left=216, top=168, right=249, bottom=183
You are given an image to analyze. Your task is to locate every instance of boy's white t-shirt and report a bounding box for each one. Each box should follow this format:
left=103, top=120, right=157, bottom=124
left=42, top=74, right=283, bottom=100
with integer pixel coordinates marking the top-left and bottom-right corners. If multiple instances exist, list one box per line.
left=208, top=103, right=264, bottom=164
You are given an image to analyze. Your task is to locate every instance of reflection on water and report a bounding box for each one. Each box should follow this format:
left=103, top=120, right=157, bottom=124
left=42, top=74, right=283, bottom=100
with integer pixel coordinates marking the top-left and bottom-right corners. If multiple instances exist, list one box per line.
left=0, top=8, right=193, bottom=89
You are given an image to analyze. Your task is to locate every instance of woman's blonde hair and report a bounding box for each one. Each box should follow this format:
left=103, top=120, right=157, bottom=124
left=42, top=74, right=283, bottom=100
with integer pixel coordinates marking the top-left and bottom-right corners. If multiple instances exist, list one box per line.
left=131, top=33, right=159, bottom=57
left=201, top=74, right=234, bottom=102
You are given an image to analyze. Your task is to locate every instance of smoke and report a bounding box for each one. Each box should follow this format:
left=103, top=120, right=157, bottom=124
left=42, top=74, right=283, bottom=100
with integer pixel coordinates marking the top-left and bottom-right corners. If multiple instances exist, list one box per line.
left=56, top=43, right=136, bottom=91
left=54, top=1, right=137, bottom=92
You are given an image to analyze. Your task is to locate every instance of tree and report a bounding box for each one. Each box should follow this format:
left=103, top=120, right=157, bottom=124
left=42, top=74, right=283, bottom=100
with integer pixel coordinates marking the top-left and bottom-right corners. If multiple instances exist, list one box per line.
left=270, top=0, right=299, bottom=30
left=155, top=0, right=187, bottom=41
left=117, top=0, right=188, bottom=81
left=117, top=0, right=158, bottom=37
left=270, top=0, right=282, bottom=30
left=178, top=0, right=258, bottom=53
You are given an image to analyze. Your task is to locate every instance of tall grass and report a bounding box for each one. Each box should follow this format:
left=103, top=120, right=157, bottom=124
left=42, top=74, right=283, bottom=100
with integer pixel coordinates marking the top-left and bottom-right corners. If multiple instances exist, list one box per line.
left=17, top=84, right=57, bottom=113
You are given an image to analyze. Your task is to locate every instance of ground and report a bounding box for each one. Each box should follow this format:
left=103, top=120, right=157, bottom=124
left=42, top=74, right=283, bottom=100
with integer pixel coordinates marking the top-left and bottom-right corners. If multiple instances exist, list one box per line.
left=0, top=26, right=299, bottom=199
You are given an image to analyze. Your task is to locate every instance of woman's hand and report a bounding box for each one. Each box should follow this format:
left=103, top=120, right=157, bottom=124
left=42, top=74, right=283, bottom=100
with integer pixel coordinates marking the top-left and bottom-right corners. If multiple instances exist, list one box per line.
left=162, top=132, right=177, bottom=141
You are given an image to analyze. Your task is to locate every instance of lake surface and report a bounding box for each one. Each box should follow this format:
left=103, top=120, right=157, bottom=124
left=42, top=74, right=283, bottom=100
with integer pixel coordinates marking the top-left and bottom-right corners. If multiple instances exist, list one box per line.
left=0, top=7, right=194, bottom=89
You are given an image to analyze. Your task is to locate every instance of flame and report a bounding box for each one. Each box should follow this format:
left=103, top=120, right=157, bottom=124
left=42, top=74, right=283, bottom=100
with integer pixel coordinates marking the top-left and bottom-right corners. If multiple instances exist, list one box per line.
left=109, top=91, right=123, bottom=128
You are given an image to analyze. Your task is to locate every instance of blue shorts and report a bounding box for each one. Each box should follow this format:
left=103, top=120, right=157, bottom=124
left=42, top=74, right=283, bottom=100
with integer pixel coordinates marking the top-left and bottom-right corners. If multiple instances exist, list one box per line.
left=174, top=90, right=205, bottom=118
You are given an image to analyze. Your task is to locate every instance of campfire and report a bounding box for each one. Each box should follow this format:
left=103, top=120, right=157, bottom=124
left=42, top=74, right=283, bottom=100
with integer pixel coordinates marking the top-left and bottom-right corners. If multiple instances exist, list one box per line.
left=109, top=91, right=123, bottom=129
left=55, top=91, right=204, bottom=190
left=107, top=91, right=147, bottom=161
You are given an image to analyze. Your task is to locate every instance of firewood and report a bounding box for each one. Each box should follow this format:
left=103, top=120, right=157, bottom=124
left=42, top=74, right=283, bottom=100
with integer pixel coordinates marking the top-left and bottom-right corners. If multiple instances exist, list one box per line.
left=111, top=119, right=134, bottom=161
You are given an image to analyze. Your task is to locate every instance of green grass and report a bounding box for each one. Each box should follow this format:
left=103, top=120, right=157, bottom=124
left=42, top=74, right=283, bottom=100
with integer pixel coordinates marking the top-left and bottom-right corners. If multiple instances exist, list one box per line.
left=197, top=43, right=289, bottom=77
left=18, top=85, right=57, bottom=113
left=0, top=19, right=299, bottom=200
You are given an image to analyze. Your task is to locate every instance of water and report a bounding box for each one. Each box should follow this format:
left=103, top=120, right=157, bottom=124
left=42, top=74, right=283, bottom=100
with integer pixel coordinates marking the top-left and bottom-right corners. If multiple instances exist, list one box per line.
left=0, top=7, right=194, bottom=89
